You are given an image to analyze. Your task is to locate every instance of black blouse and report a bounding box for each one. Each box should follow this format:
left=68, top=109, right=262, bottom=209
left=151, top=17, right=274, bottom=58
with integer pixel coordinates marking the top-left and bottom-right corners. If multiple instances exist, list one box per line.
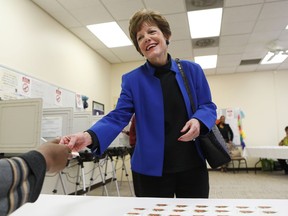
left=152, top=56, right=204, bottom=173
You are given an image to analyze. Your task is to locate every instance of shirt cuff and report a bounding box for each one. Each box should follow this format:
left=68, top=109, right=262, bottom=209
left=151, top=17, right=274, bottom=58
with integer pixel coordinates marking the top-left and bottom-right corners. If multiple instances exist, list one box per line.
left=18, top=151, right=46, bottom=202
left=85, top=130, right=100, bottom=156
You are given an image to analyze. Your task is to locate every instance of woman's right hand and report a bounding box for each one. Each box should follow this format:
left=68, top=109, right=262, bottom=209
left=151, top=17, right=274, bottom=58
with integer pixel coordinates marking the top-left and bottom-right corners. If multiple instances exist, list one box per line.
left=60, top=132, right=92, bottom=152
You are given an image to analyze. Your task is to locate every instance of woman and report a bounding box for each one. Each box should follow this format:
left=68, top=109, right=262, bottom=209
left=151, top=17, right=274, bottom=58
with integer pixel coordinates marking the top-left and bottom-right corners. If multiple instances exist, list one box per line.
left=217, top=115, right=234, bottom=143
left=217, top=115, right=235, bottom=172
left=61, top=9, right=216, bottom=198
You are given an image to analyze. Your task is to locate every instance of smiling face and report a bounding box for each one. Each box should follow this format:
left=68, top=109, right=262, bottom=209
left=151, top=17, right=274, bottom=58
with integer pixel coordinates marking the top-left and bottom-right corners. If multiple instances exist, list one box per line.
left=136, top=22, right=169, bottom=66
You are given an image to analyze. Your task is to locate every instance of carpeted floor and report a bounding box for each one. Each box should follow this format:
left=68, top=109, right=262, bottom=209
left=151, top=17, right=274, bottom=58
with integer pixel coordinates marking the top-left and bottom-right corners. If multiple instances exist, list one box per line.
left=209, top=170, right=288, bottom=199
left=87, top=169, right=288, bottom=199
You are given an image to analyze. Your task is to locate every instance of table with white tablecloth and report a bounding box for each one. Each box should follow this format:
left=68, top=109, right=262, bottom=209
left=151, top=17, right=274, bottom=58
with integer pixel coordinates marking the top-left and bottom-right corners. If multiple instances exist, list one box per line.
left=10, top=194, right=288, bottom=216
left=243, top=146, right=288, bottom=173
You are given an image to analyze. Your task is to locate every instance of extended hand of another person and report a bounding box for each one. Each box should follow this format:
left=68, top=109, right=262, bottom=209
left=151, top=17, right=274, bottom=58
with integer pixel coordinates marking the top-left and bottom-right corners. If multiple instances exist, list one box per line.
left=36, top=138, right=71, bottom=173
left=178, top=118, right=200, bottom=142
left=59, top=132, right=92, bottom=152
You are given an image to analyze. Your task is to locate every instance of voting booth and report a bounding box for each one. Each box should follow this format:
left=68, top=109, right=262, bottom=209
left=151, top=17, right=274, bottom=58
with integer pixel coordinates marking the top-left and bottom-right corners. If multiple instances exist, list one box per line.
left=0, top=98, right=43, bottom=154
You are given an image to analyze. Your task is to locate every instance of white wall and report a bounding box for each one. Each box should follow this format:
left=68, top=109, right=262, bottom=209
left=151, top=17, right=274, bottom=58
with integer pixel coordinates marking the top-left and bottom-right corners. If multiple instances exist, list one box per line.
left=111, top=61, right=144, bottom=107
left=209, top=70, right=288, bottom=147
left=0, top=0, right=112, bottom=112
left=0, top=0, right=115, bottom=193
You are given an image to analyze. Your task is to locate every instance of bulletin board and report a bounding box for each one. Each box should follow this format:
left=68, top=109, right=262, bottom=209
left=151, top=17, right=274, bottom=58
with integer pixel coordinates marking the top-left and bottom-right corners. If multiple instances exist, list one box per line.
left=217, top=107, right=244, bottom=146
left=0, top=64, right=82, bottom=110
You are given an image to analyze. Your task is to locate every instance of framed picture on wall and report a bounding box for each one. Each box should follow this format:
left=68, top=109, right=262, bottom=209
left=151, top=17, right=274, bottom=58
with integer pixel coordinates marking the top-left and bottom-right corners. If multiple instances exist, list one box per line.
left=92, top=101, right=104, bottom=115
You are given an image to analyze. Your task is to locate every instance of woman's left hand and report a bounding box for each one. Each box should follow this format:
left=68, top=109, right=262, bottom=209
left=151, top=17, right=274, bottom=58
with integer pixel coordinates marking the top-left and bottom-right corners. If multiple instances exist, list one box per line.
left=178, top=118, right=200, bottom=142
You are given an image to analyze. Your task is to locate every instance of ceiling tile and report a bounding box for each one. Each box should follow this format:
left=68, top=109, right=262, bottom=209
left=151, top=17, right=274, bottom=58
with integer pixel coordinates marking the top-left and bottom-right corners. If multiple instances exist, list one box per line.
left=257, top=63, right=281, bottom=71
left=95, top=48, right=122, bottom=64
left=241, top=51, right=265, bottom=60
left=30, top=0, right=288, bottom=72
left=244, top=44, right=267, bottom=53
left=101, top=0, right=145, bottom=20
left=236, top=65, right=258, bottom=73
left=248, top=31, right=283, bottom=44
left=165, top=13, right=191, bottom=41
left=279, top=30, right=288, bottom=43
left=224, top=0, right=264, bottom=7
left=219, top=46, right=245, bottom=55
left=221, top=21, right=255, bottom=35
left=144, top=0, right=186, bottom=14
left=216, top=67, right=237, bottom=74
left=217, top=54, right=242, bottom=67
left=168, top=40, right=193, bottom=59
left=254, top=18, right=288, bottom=33
left=85, top=38, right=107, bottom=50
left=69, top=27, right=97, bottom=40
left=69, top=5, right=114, bottom=25
left=222, top=4, right=262, bottom=23
left=259, top=1, right=288, bottom=19
left=193, top=47, right=219, bottom=56
left=49, top=10, right=82, bottom=28
left=111, top=46, right=144, bottom=62
left=278, top=60, right=288, bottom=69
left=203, top=68, right=216, bottom=76
left=57, top=0, right=100, bottom=10
left=117, top=20, right=132, bottom=40
left=32, top=0, right=64, bottom=11
left=220, top=35, right=250, bottom=46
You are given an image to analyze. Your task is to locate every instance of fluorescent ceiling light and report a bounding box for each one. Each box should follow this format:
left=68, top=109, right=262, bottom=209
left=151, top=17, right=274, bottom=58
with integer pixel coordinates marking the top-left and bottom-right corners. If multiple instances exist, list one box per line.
left=261, top=51, right=288, bottom=64
left=87, top=22, right=132, bottom=48
left=194, top=55, right=217, bottom=69
left=286, top=24, right=288, bottom=29
left=188, top=8, right=223, bottom=39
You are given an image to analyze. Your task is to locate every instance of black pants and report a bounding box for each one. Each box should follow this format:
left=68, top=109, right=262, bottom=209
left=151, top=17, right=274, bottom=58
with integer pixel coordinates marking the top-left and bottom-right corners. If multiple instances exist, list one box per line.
left=132, top=167, right=209, bottom=198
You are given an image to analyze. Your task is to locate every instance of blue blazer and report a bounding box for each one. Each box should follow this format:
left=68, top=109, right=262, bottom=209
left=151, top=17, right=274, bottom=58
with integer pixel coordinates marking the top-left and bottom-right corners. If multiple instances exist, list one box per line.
left=89, top=58, right=217, bottom=176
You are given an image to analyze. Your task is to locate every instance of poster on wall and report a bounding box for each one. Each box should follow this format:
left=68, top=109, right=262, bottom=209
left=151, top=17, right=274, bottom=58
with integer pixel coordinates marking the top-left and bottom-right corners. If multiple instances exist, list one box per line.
left=54, top=88, right=62, bottom=106
left=0, top=68, right=19, bottom=100
left=75, top=93, right=83, bottom=109
left=0, top=64, right=82, bottom=110
left=217, top=107, right=245, bottom=146
left=19, top=76, right=32, bottom=97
